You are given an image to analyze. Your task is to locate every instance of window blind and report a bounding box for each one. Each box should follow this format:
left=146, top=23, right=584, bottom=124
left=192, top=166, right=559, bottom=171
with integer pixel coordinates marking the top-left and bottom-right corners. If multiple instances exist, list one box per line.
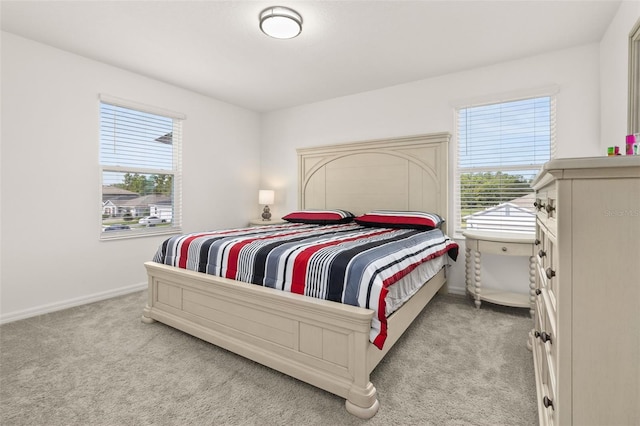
left=455, top=96, right=555, bottom=235
left=99, top=98, right=183, bottom=239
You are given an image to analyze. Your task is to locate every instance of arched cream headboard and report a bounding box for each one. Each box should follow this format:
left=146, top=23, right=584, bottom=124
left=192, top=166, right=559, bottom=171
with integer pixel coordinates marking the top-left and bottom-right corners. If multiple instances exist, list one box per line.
left=297, top=132, right=450, bottom=219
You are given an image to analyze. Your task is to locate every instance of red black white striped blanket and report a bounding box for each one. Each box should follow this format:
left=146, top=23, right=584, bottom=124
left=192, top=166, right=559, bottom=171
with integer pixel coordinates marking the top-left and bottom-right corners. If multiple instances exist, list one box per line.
left=152, top=222, right=459, bottom=349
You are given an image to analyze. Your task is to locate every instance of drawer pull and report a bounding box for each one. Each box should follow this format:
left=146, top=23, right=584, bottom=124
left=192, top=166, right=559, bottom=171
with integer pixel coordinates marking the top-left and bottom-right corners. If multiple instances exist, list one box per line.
left=534, top=239, right=541, bottom=246
left=535, top=289, right=542, bottom=296
left=546, top=268, right=556, bottom=279
left=545, top=203, right=556, bottom=214
left=534, top=200, right=545, bottom=210
left=501, top=247, right=507, bottom=252
left=534, top=331, right=541, bottom=339
left=538, top=250, right=546, bottom=258
left=540, top=332, right=552, bottom=344
left=543, top=396, right=554, bottom=410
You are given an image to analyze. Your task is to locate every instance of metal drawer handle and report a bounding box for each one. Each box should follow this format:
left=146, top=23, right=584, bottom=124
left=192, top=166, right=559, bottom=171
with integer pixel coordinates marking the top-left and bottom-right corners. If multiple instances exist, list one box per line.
left=546, top=268, right=556, bottom=279
left=534, top=200, right=545, bottom=210
left=501, top=247, right=507, bottom=252
left=543, top=396, right=554, bottom=410
left=534, top=239, right=541, bottom=246
left=538, top=249, right=546, bottom=258
left=545, top=203, right=556, bottom=214
left=535, top=289, right=542, bottom=296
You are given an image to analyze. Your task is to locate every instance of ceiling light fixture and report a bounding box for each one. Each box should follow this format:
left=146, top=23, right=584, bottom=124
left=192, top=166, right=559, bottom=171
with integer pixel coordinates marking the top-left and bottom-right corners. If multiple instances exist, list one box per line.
left=260, top=6, right=302, bottom=39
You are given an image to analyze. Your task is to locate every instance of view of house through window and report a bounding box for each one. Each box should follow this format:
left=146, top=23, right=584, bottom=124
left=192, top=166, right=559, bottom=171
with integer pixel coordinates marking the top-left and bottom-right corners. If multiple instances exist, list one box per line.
left=455, top=96, right=554, bottom=235
left=100, top=98, right=182, bottom=238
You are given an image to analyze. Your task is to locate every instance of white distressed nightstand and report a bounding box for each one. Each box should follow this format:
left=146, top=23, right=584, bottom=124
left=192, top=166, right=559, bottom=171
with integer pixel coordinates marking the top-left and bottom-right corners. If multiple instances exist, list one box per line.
left=463, top=230, right=535, bottom=315
left=248, top=218, right=287, bottom=227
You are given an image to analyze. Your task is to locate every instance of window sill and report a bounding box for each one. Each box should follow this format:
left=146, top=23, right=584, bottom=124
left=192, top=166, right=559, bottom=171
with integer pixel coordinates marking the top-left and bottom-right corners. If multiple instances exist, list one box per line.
left=99, top=226, right=182, bottom=241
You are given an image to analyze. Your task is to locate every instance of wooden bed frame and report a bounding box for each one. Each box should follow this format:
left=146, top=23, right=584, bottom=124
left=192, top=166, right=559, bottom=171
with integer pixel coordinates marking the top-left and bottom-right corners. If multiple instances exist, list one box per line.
left=142, top=132, right=451, bottom=419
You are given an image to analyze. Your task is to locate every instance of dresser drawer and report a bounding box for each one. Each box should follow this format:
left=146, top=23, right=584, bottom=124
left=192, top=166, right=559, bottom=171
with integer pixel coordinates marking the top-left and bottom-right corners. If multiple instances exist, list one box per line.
left=542, top=233, right=558, bottom=314
left=539, top=372, right=557, bottom=426
left=535, top=186, right=557, bottom=236
left=533, top=298, right=558, bottom=426
left=535, top=223, right=558, bottom=316
left=540, top=295, right=557, bottom=375
left=535, top=224, right=549, bottom=269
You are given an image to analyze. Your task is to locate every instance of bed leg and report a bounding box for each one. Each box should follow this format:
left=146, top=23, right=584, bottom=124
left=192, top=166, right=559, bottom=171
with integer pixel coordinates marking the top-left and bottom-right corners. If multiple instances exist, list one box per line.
left=141, top=305, right=156, bottom=324
left=345, top=382, right=379, bottom=419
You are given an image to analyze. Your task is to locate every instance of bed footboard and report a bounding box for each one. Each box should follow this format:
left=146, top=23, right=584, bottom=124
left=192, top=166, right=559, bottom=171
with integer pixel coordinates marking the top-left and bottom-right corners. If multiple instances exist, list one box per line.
left=142, top=261, right=380, bottom=418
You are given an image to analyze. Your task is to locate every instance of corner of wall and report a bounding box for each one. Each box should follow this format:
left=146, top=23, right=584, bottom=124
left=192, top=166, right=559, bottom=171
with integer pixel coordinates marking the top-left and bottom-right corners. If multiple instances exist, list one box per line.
left=599, top=1, right=640, bottom=153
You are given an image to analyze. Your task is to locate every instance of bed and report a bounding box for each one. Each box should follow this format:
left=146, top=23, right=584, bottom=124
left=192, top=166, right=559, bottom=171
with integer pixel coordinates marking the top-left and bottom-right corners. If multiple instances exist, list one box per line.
left=142, top=132, right=455, bottom=419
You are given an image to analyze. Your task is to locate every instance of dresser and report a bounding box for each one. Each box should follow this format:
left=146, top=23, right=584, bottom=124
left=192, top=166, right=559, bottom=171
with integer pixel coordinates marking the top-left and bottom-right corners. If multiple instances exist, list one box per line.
left=530, top=156, right=640, bottom=426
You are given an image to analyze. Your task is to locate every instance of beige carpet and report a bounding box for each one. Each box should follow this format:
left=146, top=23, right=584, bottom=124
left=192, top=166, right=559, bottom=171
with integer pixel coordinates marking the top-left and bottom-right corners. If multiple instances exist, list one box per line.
left=0, top=291, right=536, bottom=425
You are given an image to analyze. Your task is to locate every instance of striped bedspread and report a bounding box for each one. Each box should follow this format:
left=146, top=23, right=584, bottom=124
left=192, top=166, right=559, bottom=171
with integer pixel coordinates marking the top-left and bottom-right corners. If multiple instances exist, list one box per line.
left=152, top=222, right=459, bottom=349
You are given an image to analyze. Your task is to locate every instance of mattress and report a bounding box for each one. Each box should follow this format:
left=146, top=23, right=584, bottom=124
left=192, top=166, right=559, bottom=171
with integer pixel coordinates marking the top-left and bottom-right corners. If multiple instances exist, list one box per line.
left=152, top=222, right=458, bottom=349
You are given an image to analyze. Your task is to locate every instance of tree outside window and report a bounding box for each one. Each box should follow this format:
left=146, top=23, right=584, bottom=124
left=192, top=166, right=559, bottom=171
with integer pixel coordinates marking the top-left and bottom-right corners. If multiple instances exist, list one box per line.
left=455, top=96, right=554, bottom=235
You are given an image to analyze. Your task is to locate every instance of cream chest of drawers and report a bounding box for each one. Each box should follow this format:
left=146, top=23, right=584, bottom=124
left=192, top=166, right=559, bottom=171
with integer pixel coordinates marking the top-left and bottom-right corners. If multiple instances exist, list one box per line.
left=530, top=156, right=640, bottom=426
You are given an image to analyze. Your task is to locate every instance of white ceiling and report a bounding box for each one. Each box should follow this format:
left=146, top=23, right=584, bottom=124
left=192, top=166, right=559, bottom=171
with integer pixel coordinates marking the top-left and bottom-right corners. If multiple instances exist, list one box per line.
left=1, top=0, right=622, bottom=112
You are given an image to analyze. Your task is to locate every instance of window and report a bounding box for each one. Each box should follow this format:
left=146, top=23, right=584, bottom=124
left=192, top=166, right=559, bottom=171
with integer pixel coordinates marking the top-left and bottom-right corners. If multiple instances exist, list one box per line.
left=455, top=95, right=555, bottom=235
left=99, top=95, right=184, bottom=239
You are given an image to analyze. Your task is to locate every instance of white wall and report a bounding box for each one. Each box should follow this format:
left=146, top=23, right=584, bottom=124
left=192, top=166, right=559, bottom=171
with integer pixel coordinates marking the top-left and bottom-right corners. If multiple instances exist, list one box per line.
left=0, top=32, right=261, bottom=321
left=600, top=0, right=640, bottom=149
left=4, top=7, right=633, bottom=319
left=260, top=43, right=602, bottom=295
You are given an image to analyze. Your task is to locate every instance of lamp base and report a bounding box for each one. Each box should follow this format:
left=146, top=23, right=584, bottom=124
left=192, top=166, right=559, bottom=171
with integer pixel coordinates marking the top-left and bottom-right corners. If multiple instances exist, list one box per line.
left=261, top=205, right=272, bottom=221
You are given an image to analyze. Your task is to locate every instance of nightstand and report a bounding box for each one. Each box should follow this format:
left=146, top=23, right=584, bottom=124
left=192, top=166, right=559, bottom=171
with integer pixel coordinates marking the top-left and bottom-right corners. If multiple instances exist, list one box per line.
left=463, top=230, right=535, bottom=315
left=248, top=218, right=287, bottom=227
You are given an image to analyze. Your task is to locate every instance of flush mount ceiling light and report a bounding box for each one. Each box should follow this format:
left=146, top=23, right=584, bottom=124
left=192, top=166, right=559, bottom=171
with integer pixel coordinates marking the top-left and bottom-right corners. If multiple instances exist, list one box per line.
left=260, top=6, right=302, bottom=39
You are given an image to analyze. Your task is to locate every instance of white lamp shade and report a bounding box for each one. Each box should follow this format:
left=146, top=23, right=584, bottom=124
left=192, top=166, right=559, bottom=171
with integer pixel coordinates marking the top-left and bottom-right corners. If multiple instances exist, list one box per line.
left=258, top=189, right=275, bottom=205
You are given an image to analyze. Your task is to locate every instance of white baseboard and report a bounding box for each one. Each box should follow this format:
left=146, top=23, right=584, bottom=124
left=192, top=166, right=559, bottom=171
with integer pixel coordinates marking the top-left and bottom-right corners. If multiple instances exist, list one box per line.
left=446, top=282, right=467, bottom=296
left=0, top=282, right=147, bottom=324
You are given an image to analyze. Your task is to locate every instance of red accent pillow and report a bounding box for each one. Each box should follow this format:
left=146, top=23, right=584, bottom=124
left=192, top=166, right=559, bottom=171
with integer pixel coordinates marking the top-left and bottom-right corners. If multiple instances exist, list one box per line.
left=354, top=210, right=444, bottom=230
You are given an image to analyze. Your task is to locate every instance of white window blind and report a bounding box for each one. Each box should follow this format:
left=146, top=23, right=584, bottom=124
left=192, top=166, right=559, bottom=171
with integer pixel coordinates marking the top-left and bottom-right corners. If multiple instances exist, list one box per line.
left=455, top=96, right=555, bottom=235
left=99, top=96, right=183, bottom=239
